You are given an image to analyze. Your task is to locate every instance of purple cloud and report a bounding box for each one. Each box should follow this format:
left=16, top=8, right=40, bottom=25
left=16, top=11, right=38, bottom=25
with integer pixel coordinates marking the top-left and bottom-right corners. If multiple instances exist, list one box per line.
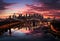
left=0, top=0, right=15, bottom=10
left=33, top=0, right=60, bottom=10
left=26, top=0, right=60, bottom=17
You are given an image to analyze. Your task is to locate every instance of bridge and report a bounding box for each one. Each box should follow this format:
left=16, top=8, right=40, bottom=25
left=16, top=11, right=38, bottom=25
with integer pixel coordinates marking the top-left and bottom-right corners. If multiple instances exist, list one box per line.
left=0, top=18, right=60, bottom=38
left=0, top=18, right=42, bottom=35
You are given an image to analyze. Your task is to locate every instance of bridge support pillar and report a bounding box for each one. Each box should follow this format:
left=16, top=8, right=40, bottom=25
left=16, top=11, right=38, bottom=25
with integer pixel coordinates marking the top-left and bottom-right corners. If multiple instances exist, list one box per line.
left=9, top=28, right=12, bottom=36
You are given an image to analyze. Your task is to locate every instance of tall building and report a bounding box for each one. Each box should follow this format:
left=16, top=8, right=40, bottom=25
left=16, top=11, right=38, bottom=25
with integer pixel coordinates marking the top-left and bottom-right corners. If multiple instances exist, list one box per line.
left=18, top=14, right=22, bottom=19
left=19, top=14, right=22, bottom=17
left=9, top=15, right=11, bottom=19
left=29, top=14, right=32, bottom=17
left=12, top=13, right=16, bottom=19
left=26, top=14, right=28, bottom=17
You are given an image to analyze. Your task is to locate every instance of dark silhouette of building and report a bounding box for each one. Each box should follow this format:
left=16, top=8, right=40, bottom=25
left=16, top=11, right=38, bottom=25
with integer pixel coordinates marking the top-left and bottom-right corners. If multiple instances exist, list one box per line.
left=12, top=13, right=16, bottom=19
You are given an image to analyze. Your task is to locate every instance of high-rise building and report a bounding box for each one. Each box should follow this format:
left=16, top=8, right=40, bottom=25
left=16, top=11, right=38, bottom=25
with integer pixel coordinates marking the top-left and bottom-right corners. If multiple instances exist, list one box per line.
left=12, top=13, right=16, bottom=19
left=26, top=14, right=28, bottom=17
left=19, top=14, right=22, bottom=17
left=9, top=15, right=11, bottom=19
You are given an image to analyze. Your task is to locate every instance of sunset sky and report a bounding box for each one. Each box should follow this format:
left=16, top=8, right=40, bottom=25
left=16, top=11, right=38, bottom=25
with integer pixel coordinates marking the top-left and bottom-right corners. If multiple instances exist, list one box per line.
left=0, top=0, right=60, bottom=18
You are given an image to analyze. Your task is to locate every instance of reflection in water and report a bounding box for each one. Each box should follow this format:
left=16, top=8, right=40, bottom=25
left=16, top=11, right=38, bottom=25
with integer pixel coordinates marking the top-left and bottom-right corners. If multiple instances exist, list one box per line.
left=4, top=28, right=30, bottom=34
left=1, top=23, right=59, bottom=41
left=4, top=28, right=30, bottom=38
left=20, top=28, right=31, bottom=33
left=3, top=27, right=43, bottom=38
left=2, top=21, right=59, bottom=39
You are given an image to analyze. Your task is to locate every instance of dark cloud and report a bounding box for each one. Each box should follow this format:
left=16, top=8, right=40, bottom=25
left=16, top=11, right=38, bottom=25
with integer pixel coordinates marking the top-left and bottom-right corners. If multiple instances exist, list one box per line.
left=33, top=0, right=59, bottom=3
left=0, top=0, right=15, bottom=10
left=26, top=0, right=60, bottom=12
left=26, top=4, right=51, bottom=11
left=26, top=0, right=60, bottom=17
left=33, top=0, right=60, bottom=10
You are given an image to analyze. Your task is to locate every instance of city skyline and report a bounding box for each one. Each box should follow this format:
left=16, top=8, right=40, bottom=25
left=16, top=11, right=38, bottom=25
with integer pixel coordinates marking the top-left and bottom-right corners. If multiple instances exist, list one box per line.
left=0, top=0, right=60, bottom=19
